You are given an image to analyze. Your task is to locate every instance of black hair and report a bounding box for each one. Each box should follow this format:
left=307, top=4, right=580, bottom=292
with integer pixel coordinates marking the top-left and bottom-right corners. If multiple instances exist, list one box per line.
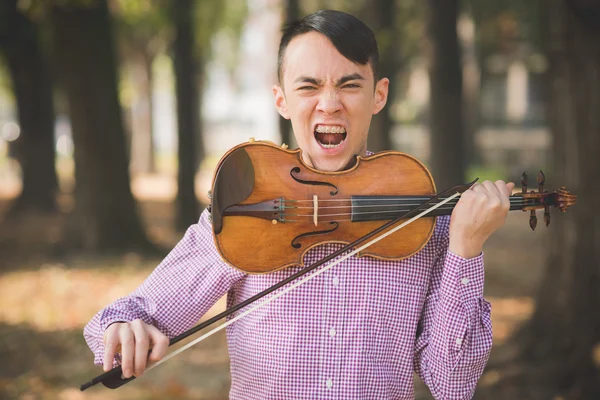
left=277, top=10, right=379, bottom=84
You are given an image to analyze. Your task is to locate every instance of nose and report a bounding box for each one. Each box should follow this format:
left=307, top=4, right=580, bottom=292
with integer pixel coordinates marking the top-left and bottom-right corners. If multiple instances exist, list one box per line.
left=316, top=89, right=341, bottom=115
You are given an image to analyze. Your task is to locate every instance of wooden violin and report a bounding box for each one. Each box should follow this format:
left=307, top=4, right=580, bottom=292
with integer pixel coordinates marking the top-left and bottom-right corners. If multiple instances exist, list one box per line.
left=210, top=139, right=577, bottom=273
left=80, top=139, right=576, bottom=391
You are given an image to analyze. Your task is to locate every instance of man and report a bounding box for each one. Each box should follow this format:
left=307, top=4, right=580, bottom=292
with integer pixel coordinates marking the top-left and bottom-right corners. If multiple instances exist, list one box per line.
left=85, top=10, right=514, bottom=399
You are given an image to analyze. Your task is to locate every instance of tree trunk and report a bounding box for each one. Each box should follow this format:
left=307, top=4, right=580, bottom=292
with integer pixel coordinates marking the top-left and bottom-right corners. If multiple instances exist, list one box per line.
left=0, top=0, right=58, bottom=213
left=173, top=0, right=200, bottom=231
left=459, top=11, right=480, bottom=168
left=366, top=0, right=396, bottom=153
left=52, top=1, right=152, bottom=252
left=130, top=50, right=156, bottom=175
left=278, top=0, right=300, bottom=149
left=427, top=0, right=465, bottom=190
left=515, top=0, right=600, bottom=397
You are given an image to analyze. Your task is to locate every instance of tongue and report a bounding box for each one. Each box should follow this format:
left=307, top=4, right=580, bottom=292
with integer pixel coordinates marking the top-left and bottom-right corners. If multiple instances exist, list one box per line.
left=315, top=132, right=344, bottom=145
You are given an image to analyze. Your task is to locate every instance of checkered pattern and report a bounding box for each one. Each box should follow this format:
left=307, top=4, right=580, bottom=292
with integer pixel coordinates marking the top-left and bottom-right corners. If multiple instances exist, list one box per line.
left=84, top=210, right=492, bottom=399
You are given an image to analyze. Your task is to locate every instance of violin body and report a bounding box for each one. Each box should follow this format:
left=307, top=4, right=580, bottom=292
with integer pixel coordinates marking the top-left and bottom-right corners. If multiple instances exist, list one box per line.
left=210, top=140, right=438, bottom=273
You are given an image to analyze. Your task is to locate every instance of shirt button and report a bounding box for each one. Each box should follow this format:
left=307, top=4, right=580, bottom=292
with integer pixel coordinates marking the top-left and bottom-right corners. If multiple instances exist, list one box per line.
left=456, top=338, right=463, bottom=345
left=332, top=277, right=340, bottom=286
left=329, top=328, right=336, bottom=337
left=461, top=277, right=470, bottom=286
left=325, top=378, right=333, bottom=388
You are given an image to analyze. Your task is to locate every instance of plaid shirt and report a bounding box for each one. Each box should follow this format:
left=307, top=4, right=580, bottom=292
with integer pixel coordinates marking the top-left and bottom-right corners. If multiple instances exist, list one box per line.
left=84, top=210, right=491, bottom=399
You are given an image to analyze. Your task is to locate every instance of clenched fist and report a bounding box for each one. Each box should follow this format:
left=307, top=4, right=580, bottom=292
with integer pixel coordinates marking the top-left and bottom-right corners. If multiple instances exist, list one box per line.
left=103, top=319, right=169, bottom=378
left=449, top=180, right=515, bottom=259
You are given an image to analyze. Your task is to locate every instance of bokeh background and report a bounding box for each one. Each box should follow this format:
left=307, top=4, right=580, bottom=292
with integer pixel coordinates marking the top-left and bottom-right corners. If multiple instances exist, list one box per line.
left=0, top=0, right=596, bottom=399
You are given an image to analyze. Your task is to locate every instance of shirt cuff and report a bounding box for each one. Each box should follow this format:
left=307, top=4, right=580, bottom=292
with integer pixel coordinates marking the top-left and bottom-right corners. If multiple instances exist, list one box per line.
left=440, top=251, right=485, bottom=302
left=99, top=307, right=151, bottom=333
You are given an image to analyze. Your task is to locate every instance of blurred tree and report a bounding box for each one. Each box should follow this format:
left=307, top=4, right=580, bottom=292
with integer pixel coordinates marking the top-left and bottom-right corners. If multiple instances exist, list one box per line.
left=172, top=0, right=247, bottom=231
left=468, top=0, right=542, bottom=63
left=112, top=0, right=170, bottom=175
left=457, top=8, right=479, bottom=168
left=278, top=0, right=299, bottom=149
left=513, top=0, right=600, bottom=397
left=427, top=0, right=465, bottom=190
left=0, top=0, right=58, bottom=213
left=172, top=0, right=199, bottom=231
left=362, top=0, right=397, bottom=153
left=52, top=0, right=152, bottom=252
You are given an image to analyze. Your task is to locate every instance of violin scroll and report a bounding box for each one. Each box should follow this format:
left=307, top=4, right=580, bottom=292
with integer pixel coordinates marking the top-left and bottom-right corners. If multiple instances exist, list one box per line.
left=518, top=171, right=577, bottom=230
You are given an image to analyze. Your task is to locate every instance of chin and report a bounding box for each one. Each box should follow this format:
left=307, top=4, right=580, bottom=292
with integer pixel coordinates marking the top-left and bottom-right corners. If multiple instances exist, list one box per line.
left=313, top=155, right=354, bottom=172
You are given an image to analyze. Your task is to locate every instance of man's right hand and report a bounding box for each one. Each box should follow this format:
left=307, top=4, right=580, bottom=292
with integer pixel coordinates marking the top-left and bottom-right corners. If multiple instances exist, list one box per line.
left=103, top=319, right=169, bottom=378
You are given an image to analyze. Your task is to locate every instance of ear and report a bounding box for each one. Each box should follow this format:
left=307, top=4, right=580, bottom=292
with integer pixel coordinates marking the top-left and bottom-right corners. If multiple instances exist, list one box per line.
left=272, top=85, right=290, bottom=119
left=372, top=77, right=389, bottom=115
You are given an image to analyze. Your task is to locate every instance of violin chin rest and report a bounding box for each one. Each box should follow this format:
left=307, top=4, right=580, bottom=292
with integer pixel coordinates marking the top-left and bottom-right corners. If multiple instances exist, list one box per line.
left=211, top=147, right=255, bottom=235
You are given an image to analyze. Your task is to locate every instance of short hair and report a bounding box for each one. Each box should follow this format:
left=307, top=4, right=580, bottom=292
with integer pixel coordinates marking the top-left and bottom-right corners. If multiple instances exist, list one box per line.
left=277, top=10, right=379, bottom=84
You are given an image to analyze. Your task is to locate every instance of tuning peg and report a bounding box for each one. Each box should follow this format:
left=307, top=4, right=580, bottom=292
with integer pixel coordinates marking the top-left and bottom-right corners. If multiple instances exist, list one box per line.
left=529, top=210, right=537, bottom=231
left=521, top=172, right=528, bottom=194
left=537, top=171, right=545, bottom=193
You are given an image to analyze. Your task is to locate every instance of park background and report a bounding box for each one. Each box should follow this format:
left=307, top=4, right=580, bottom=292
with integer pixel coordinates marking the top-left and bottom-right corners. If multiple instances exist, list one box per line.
left=0, top=0, right=596, bottom=399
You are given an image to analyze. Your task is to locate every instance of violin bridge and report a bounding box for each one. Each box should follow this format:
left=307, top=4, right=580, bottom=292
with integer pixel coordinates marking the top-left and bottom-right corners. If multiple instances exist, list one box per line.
left=313, top=195, right=318, bottom=226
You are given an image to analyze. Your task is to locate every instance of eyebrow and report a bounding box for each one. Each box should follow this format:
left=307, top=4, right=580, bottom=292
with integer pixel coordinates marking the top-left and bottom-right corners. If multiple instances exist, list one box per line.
left=293, top=73, right=365, bottom=86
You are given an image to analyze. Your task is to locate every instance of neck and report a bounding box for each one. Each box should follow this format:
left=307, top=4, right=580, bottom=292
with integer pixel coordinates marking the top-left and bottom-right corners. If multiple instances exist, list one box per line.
left=348, top=194, right=531, bottom=222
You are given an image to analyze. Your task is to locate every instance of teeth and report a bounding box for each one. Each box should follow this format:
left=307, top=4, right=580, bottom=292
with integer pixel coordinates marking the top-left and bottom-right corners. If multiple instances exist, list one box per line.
left=315, top=125, right=346, bottom=134
left=320, top=141, right=344, bottom=149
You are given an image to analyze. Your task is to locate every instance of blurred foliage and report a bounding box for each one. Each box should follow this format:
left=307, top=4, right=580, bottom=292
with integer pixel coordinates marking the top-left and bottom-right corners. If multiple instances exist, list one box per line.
left=466, top=164, right=509, bottom=183
left=194, top=0, right=247, bottom=74
left=14, top=0, right=248, bottom=71
left=112, top=0, right=171, bottom=56
left=467, top=0, right=545, bottom=72
left=305, top=0, right=426, bottom=66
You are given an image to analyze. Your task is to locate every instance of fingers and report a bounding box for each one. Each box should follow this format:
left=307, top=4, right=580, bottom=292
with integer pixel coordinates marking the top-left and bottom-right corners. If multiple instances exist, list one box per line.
left=468, top=180, right=513, bottom=215
left=103, top=323, right=121, bottom=372
left=482, top=180, right=501, bottom=197
left=147, top=324, right=170, bottom=363
left=506, top=181, right=515, bottom=193
left=131, top=320, right=150, bottom=377
left=472, top=180, right=514, bottom=198
left=102, top=320, right=168, bottom=378
left=119, top=324, right=135, bottom=378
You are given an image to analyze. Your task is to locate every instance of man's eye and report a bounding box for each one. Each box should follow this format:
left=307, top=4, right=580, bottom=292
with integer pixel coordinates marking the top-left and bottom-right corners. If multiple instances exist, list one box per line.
left=297, top=86, right=317, bottom=91
left=343, top=84, right=361, bottom=89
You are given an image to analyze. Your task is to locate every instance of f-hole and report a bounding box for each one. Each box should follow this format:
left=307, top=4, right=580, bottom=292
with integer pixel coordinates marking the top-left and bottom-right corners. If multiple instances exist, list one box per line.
left=291, top=221, right=339, bottom=249
left=290, top=167, right=338, bottom=196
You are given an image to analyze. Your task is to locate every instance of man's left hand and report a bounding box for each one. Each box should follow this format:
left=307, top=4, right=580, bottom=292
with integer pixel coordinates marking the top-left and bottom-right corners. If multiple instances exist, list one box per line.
left=448, top=180, right=515, bottom=259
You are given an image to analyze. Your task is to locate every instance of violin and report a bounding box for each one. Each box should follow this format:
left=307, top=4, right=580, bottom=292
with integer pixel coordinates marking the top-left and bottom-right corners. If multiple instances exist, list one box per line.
left=80, top=139, right=576, bottom=391
left=210, top=139, right=576, bottom=273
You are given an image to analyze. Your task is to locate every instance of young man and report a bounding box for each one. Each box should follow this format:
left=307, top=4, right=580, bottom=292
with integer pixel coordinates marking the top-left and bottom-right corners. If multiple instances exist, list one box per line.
left=85, top=10, right=513, bottom=399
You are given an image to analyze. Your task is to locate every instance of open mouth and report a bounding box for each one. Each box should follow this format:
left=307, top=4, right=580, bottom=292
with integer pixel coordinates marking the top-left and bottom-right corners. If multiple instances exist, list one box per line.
left=314, top=125, right=347, bottom=149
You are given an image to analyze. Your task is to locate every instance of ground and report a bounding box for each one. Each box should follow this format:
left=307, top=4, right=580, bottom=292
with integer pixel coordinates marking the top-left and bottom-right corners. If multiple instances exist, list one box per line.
left=0, top=174, right=550, bottom=400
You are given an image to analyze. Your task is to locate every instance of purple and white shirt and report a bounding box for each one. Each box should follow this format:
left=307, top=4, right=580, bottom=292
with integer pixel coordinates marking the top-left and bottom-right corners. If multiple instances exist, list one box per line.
left=84, top=211, right=492, bottom=399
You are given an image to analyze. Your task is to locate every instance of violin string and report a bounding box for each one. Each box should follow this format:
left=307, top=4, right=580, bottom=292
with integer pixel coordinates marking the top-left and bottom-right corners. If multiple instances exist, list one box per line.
left=280, top=205, right=527, bottom=219
left=283, top=199, right=531, bottom=210
left=285, top=196, right=531, bottom=203
left=277, top=199, right=534, bottom=219
left=280, top=200, right=536, bottom=216
left=144, top=191, right=462, bottom=374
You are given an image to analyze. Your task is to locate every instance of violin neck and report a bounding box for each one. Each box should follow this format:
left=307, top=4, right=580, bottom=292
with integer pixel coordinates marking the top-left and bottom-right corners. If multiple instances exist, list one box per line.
left=350, top=194, right=531, bottom=223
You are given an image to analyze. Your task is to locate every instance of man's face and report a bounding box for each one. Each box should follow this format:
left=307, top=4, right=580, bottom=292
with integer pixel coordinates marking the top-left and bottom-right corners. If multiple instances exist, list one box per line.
left=273, top=32, right=389, bottom=172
